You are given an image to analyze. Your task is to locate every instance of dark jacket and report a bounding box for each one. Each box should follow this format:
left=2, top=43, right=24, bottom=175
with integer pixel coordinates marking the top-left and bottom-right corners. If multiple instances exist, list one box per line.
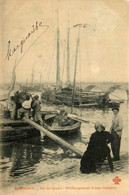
left=80, top=131, right=114, bottom=174
left=31, top=99, right=41, bottom=112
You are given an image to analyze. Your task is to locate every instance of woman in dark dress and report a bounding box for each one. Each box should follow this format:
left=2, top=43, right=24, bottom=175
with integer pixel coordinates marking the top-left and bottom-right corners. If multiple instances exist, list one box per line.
left=80, top=122, right=114, bottom=174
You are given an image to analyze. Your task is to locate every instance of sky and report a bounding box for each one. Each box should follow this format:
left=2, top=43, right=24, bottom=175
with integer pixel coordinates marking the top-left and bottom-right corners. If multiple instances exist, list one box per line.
left=0, top=0, right=129, bottom=85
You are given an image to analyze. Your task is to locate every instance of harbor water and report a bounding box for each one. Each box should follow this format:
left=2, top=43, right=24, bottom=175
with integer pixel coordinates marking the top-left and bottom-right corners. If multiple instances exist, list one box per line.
left=0, top=100, right=128, bottom=192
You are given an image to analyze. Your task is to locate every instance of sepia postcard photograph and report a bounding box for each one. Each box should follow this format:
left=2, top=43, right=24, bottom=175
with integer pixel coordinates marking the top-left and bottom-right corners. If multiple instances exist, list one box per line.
left=0, top=0, right=129, bottom=194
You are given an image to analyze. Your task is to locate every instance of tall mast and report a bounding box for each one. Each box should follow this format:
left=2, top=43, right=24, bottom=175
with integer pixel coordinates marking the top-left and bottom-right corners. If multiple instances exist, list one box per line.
left=66, top=14, right=70, bottom=84
left=56, top=9, right=60, bottom=88
left=71, top=28, right=80, bottom=113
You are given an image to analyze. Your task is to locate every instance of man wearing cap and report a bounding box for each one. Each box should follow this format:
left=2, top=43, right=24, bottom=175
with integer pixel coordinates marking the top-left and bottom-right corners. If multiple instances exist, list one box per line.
left=110, top=106, right=123, bottom=161
left=80, top=122, right=114, bottom=173
left=31, top=95, right=43, bottom=126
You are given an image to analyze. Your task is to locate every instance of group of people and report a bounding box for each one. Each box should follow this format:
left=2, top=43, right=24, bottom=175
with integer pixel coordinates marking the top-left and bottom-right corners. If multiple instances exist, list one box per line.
left=9, top=91, right=43, bottom=125
left=9, top=91, right=72, bottom=127
left=9, top=92, right=123, bottom=174
left=80, top=106, right=123, bottom=173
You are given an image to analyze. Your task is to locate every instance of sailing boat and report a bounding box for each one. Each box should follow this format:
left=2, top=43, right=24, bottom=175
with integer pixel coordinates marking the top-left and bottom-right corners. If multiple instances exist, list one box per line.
left=54, top=26, right=107, bottom=108
left=41, top=15, right=80, bottom=106
left=55, top=26, right=81, bottom=107
left=41, top=11, right=64, bottom=104
left=40, top=14, right=111, bottom=108
left=56, top=25, right=112, bottom=107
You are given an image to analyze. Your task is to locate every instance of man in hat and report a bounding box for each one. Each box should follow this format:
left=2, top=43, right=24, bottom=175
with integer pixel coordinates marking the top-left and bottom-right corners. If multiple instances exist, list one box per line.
left=31, top=95, right=43, bottom=126
left=110, top=106, right=123, bottom=161
left=80, top=122, right=114, bottom=173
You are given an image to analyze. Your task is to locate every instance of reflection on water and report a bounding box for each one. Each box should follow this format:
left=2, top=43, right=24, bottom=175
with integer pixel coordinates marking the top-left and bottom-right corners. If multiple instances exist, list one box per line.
left=0, top=102, right=128, bottom=188
left=1, top=137, right=43, bottom=177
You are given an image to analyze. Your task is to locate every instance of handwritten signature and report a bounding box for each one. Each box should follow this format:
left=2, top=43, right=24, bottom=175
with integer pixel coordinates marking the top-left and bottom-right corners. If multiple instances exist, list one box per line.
left=73, top=23, right=88, bottom=28
left=6, top=21, right=49, bottom=61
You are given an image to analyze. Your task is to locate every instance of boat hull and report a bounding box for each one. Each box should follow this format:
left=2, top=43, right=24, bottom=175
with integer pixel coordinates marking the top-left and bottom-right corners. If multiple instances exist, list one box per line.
left=0, top=119, right=40, bottom=142
left=0, top=113, right=81, bottom=142
left=0, top=125, right=40, bottom=142
left=41, top=88, right=124, bottom=108
left=44, top=121, right=81, bottom=136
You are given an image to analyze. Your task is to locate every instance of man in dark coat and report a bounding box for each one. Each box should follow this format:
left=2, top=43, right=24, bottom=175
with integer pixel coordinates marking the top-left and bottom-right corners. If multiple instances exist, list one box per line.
left=80, top=122, right=114, bottom=174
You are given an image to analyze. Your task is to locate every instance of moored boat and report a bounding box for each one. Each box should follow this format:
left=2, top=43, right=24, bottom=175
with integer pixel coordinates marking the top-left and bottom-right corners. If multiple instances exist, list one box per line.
left=0, top=110, right=81, bottom=142
left=43, top=117, right=81, bottom=136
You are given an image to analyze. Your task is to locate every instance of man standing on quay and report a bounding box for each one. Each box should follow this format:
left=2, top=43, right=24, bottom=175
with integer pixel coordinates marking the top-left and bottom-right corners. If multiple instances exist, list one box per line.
left=110, top=106, right=123, bottom=161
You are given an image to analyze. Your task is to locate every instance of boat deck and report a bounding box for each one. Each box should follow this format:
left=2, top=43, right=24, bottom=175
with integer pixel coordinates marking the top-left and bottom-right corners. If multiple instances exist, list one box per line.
left=0, top=117, right=40, bottom=141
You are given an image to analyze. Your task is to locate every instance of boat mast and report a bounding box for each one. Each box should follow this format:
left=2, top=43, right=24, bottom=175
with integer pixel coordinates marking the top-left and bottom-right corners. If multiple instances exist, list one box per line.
left=56, top=9, right=60, bottom=88
left=71, top=28, right=80, bottom=113
left=66, top=14, right=70, bottom=85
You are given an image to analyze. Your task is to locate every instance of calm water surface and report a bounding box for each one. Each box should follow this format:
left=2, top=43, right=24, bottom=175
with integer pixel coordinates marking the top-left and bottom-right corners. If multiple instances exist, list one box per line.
left=0, top=101, right=128, bottom=189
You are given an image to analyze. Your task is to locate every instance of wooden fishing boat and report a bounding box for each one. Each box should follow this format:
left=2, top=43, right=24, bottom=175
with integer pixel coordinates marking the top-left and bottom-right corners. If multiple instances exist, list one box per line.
left=43, top=117, right=81, bottom=136
left=40, top=21, right=111, bottom=108
left=55, top=87, right=108, bottom=107
left=0, top=110, right=81, bottom=142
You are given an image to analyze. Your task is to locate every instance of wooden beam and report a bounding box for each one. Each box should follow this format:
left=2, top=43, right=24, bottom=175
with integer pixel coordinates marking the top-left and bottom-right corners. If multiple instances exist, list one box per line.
left=68, top=113, right=95, bottom=124
left=23, top=118, right=83, bottom=157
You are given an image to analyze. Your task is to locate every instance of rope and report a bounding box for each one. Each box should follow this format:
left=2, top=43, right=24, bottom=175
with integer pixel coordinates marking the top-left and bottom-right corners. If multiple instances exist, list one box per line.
left=14, top=25, right=49, bottom=70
